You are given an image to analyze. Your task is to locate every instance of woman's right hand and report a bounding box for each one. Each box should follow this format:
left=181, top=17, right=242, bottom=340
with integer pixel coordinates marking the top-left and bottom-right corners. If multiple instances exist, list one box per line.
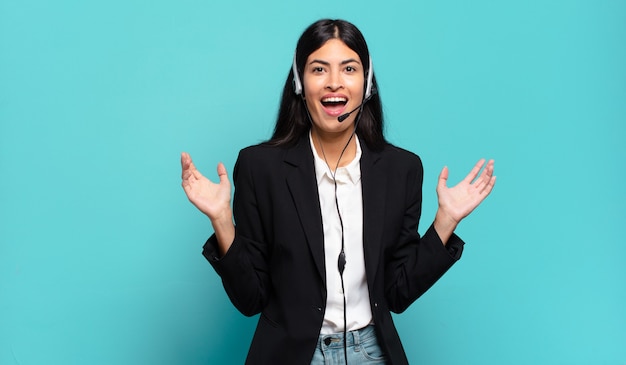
left=181, top=152, right=235, bottom=255
left=180, top=152, right=232, bottom=220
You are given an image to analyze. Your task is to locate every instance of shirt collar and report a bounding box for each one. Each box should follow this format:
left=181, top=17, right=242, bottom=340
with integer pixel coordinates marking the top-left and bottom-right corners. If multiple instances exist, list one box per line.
left=309, top=131, right=362, bottom=185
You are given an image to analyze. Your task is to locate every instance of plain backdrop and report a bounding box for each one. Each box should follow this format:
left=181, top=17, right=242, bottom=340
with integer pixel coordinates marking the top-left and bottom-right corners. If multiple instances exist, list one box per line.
left=1, top=0, right=625, bottom=364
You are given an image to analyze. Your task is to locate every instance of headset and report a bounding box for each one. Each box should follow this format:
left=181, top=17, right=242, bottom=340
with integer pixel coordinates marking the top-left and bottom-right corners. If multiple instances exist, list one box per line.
left=292, top=53, right=374, bottom=100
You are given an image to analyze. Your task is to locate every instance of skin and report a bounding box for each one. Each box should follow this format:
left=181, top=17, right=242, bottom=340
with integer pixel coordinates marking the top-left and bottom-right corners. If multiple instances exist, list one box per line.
left=181, top=38, right=496, bottom=255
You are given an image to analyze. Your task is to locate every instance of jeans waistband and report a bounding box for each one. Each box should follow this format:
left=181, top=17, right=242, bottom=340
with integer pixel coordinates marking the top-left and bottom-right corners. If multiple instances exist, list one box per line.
left=318, top=325, right=377, bottom=349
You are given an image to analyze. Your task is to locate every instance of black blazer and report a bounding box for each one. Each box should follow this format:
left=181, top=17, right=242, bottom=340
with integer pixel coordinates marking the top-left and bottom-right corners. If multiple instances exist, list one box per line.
left=204, top=135, right=464, bottom=365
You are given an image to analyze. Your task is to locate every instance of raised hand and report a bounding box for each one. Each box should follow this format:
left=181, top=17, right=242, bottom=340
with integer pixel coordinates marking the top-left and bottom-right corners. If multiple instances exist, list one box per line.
left=181, top=153, right=235, bottom=254
left=434, top=159, right=496, bottom=244
left=181, top=152, right=232, bottom=220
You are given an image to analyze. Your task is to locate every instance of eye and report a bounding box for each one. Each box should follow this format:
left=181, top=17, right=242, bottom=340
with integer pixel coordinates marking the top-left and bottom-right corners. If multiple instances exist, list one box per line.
left=312, top=66, right=325, bottom=73
left=345, top=65, right=357, bottom=73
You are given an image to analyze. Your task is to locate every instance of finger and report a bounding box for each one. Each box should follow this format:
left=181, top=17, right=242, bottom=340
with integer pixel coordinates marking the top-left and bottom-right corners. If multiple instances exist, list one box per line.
left=182, top=166, right=193, bottom=182
left=182, top=158, right=196, bottom=181
left=181, top=152, right=196, bottom=178
left=217, top=162, right=230, bottom=185
left=181, top=154, right=204, bottom=181
left=485, top=175, right=496, bottom=194
left=476, top=174, right=497, bottom=198
left=181, top=173, right=193, bottom=191
left=437, top=166, right=449, bottom=191
left=481, top=159, right=494, bottom=179
left=181, top=152, right=189, bottom=171
left=190, top=167, right=205, bottom=181
left=474, top=160, right=495, bottom=192
left=463, top=159, right=486, bottom=184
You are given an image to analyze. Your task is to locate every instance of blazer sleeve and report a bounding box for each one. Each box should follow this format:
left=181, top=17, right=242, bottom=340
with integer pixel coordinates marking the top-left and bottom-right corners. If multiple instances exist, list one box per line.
left=202, top=148, right=271, bottom=317
left=383, top=154, right=465, bottom=314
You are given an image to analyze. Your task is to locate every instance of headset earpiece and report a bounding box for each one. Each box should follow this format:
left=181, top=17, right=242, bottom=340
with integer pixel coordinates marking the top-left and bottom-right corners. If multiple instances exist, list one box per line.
left=292, top=53, right=303, bottom=95
left=364, top=57, right=374, bottom=100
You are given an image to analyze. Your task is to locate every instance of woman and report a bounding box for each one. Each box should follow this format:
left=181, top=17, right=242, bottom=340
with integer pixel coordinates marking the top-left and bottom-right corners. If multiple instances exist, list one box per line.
left=181, top=19, right=495, bottom=365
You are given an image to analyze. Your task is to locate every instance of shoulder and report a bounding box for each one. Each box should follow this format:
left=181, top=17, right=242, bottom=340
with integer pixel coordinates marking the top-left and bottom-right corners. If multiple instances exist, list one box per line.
left=238, top=135, right=311, bottom=165
left=233, top=142, right=297, bottom=179
left=360, top=143, right=424, bottom=187
left=376, top=143, right=423, bottom=171
left=237, top=143, right=285, bottom=164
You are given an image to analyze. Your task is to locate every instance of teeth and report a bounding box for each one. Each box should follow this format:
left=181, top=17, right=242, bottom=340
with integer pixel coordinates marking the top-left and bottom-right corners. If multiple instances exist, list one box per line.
left=322, top=97, right=347, bottom=103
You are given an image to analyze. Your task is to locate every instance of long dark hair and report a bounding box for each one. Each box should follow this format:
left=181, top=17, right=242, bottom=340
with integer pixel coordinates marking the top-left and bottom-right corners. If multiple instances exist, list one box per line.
left=266, top=19, right=386, bottom=151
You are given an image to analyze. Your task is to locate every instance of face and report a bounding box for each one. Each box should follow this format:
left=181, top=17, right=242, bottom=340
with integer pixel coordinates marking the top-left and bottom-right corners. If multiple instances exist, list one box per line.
left=302, top=38, right=365, bottom=137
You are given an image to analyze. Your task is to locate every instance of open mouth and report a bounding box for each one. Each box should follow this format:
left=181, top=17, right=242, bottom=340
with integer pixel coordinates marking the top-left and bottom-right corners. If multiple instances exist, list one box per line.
left=321, top=96, right=348, bottom=116
left=321, top=96, right=348, bottom=107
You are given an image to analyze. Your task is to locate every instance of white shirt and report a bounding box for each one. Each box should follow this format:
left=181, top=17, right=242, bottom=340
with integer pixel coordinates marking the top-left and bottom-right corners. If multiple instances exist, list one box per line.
left=309, top=132, right=373, bottom=334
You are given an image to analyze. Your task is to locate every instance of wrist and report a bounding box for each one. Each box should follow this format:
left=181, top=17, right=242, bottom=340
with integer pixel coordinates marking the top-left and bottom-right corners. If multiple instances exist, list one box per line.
left=433, top=209, right=458, bottom=245
left=210, top=207, right=233, bottom=229
left=210, top=208, right=235, bottom=257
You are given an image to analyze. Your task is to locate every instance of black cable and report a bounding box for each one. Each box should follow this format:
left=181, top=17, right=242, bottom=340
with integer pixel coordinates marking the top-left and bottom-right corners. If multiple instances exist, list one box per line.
left=334, top=179, right=348, bottom=364
left=326, top=109, right=363, bottom=365
left=305, top=98, right=365, bottom=365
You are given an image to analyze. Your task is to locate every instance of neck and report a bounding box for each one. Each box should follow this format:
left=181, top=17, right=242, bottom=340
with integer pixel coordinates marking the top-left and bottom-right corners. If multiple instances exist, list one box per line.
left=311, top=128, right=357, bottom=170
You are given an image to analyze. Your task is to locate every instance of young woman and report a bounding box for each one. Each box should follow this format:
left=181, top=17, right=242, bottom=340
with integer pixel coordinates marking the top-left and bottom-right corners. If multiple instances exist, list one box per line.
left=181, top=19, right=495, bottom=365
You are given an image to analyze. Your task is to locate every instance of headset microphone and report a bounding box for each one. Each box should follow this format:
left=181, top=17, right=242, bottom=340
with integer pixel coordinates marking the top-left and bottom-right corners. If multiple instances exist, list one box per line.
left=337, top=92, right=375, bottom=122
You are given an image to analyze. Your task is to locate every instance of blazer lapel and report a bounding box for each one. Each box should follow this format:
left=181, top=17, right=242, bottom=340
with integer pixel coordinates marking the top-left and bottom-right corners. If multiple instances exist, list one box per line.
left=360, top=144, right=386, bottom=284
left=284, top=137, right=326, bottom=284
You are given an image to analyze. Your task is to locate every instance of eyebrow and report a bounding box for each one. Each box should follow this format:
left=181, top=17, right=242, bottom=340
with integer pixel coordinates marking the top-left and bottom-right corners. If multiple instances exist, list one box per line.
left=308, top=58, right=361, bottom=66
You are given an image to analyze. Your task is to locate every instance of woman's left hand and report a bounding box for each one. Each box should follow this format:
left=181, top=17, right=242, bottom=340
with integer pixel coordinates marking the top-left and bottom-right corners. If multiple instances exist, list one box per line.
left=434, top=159, right=496, bottom=243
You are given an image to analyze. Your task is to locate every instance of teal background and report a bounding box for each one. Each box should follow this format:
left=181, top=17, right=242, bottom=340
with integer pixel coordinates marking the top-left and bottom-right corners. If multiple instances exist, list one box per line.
left=1, top=0, right=625, bottom=364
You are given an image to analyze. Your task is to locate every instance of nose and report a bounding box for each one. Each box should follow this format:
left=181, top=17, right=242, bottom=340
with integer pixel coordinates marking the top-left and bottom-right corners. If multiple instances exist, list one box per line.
left=325, top=69, right=343, bottom=91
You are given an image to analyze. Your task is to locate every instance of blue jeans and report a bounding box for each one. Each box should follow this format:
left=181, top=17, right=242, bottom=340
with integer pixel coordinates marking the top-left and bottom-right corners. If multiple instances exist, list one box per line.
left=310, top=325, right=387, bottom=364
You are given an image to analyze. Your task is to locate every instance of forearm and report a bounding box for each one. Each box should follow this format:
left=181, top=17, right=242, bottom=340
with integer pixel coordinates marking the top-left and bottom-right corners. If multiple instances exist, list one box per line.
left=203, top=233, right=267, bottom=316
left=433, top=208, right=459, bottom=246
left=210, top=208, right=235, bottom=257
left=385, top=224, right=464, bottom=313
